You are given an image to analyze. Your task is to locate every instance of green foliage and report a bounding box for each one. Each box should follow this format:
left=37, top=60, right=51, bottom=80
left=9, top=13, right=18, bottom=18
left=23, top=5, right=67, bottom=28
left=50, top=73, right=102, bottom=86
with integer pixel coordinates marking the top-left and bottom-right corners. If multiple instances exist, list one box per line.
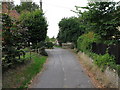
left=58, top=2, right=120, bottom=46
left=50, top=36, right=56, bottom=42
left=89, top=51, right=120, bottom=74
left=2, top=14, right=25, bottom=68
left=46, top=42, right=54, bottom=49
left=75, top=2, right=120, bottom=41
left=77, top=32, right=101, bottom=52
left=116, top=65, right=120, bottom=76
left=77, top=32, right=118, bottom=72
left=57, top=17, right=84, bottom=46
left=20, top=53, right=47, bottom=88
left=45, top=36, right=56, bottom=42
left=14, top=2, right=39, bottom=13
left=45, top=36, right=50, bottom=42
left=37, top=41, right=54, bottom=49
left=2, top=5, right=47, bottom=69
left=20, top=10, right=48, bottom=47
left=36, top=41, right=46, bottom=49
left=3, top=52, right=47, bottom=88
left=91, top=53, right=116, bottom=72
left=104, top=39, right=120, bottom=45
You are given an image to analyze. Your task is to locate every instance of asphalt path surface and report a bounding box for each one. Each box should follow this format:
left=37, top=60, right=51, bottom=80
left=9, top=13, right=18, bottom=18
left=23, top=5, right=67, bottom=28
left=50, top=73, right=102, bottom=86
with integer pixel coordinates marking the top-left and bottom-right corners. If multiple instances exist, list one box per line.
left=30, top=48, right=94, bottom=88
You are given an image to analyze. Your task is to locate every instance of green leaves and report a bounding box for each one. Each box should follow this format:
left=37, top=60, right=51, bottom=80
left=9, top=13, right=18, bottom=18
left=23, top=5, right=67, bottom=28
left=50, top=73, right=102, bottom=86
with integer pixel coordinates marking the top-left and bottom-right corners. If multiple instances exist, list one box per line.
left=15, top=2, right=39, bottom=13
left=2, top=2, right=48, bottom=71
left=77, top=32, right=101, bottom=52
left=76, top=2, right=120, bottom=73
left=75, top=2, right=120, bottom=41
left=2, top=14, right=25, bottom=68
left=92, top=53, right=116, bottom=72
left=57, top=17, right=84, bottom=46
left=20, top=10, right=48, bottom=48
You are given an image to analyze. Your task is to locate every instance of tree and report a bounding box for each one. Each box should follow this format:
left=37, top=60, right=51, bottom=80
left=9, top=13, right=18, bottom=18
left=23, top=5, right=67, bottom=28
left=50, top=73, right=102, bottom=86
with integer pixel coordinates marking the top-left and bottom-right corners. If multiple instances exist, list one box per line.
left=14, top=2, right=39, bottom=13
left=2, top=14, right=25, bottom=68
left=2, top=14, right=14, bottom=64
left=45, top=36, right=50, bottom=42
left=7, top=2, right=15, bottom=10
left=75, top=2, right=120, bottom=40
left=57, top=17, right=84, bottom=46
left=20, top=10, right=48, bottom=48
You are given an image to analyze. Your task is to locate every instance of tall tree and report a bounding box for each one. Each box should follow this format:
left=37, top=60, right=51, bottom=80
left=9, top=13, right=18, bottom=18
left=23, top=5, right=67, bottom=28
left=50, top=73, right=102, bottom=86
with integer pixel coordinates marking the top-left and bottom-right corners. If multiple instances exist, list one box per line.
left=75, top=2, right=120, bottom=40
left=20, top=10, right=48, bottom=48
left=14, top=2, right=39, bottom=13
left=57, top=17, right=84, bottom=45
left=2, top=14, right=24, bottom=67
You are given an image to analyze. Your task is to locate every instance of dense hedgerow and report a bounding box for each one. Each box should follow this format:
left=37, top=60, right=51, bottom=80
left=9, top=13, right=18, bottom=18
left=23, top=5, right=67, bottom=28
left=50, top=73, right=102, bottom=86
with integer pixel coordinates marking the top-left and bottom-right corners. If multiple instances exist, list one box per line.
left=77, top=32, right=120, bottom=73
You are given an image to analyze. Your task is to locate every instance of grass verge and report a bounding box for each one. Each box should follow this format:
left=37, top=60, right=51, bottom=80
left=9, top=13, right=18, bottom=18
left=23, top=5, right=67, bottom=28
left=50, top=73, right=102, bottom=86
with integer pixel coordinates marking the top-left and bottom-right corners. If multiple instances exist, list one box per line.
left=2, top=52, right=47, bottom=88
left=77, top=51, right=118, bottom=88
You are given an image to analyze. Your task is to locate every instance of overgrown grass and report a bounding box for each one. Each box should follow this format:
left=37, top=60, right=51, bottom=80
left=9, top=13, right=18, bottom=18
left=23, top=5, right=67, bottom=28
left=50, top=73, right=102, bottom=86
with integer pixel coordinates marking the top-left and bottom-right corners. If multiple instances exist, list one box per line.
left=2, top=52, right=47, bottom=88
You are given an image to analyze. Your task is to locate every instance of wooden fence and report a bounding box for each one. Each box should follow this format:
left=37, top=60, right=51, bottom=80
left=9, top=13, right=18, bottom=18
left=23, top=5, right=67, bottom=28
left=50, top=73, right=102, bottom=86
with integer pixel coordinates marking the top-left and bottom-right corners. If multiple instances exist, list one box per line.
left=91, top=43, right=120, bottom=64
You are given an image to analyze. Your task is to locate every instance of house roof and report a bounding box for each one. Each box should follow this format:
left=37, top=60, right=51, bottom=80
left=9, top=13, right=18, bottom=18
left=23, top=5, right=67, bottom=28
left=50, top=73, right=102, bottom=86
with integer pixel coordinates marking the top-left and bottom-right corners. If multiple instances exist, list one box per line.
left=2, top=2, right=20, bottom=20
left=9, top=10, right=20, bottom=19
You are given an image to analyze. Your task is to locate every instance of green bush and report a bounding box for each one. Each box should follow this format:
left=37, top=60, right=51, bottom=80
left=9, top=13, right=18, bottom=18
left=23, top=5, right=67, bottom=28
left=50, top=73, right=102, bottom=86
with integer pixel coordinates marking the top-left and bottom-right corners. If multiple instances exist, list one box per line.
left=77, top=32, right=101, bottom=52
left=77, top=32, right=119, bottom=73
left=36, top=42, right=54, bottom=49
left=36, top=42, right=45, bottom=48
left=92, top=53, right=116, bottom=71
left=116, top=65, right=120, bottom=76
left=46, top=42, right=54, bottom=49
left=104, top=40, right=120, bottom=45
left=86, top=51, right=118, bottom=73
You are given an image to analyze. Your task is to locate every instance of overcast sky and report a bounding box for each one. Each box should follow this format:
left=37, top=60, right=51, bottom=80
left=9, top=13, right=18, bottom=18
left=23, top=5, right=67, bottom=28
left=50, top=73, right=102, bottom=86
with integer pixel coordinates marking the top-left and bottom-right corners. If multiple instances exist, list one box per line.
left=13, top=0, right=119, bottom=38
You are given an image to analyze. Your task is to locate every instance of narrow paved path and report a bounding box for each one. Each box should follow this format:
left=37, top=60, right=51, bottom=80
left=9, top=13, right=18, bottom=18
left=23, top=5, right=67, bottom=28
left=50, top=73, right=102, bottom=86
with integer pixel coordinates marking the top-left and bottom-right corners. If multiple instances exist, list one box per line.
left=30, top=48, right=94, bottom=88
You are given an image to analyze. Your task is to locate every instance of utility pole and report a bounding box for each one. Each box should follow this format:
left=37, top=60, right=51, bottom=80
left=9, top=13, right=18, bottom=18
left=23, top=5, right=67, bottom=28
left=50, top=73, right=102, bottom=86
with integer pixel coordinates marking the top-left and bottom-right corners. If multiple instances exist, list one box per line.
left=40, top=0, right=43, bottom=11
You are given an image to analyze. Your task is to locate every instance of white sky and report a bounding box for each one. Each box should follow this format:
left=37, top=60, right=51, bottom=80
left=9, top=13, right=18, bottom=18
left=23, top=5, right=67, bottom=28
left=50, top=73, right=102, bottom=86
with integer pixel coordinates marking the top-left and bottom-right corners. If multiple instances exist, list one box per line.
left=13, top=0, right=119, bottom=38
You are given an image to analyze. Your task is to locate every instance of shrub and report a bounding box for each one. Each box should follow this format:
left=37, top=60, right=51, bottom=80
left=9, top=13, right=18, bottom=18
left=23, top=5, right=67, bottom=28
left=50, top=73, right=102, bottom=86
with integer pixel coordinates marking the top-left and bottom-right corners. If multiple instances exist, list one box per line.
left=77, top=32, right=101, bottom=52
left=92, top=53, right=116, bottom=71
left=39, top=47, right=48, bottom=56
left=36, top=41, right=46, bottom=48
left=36, top=42, right=54, bottom=49
left=45, top=42, right=54, bottom=49
left=77, top=32, right=119, bottom=73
